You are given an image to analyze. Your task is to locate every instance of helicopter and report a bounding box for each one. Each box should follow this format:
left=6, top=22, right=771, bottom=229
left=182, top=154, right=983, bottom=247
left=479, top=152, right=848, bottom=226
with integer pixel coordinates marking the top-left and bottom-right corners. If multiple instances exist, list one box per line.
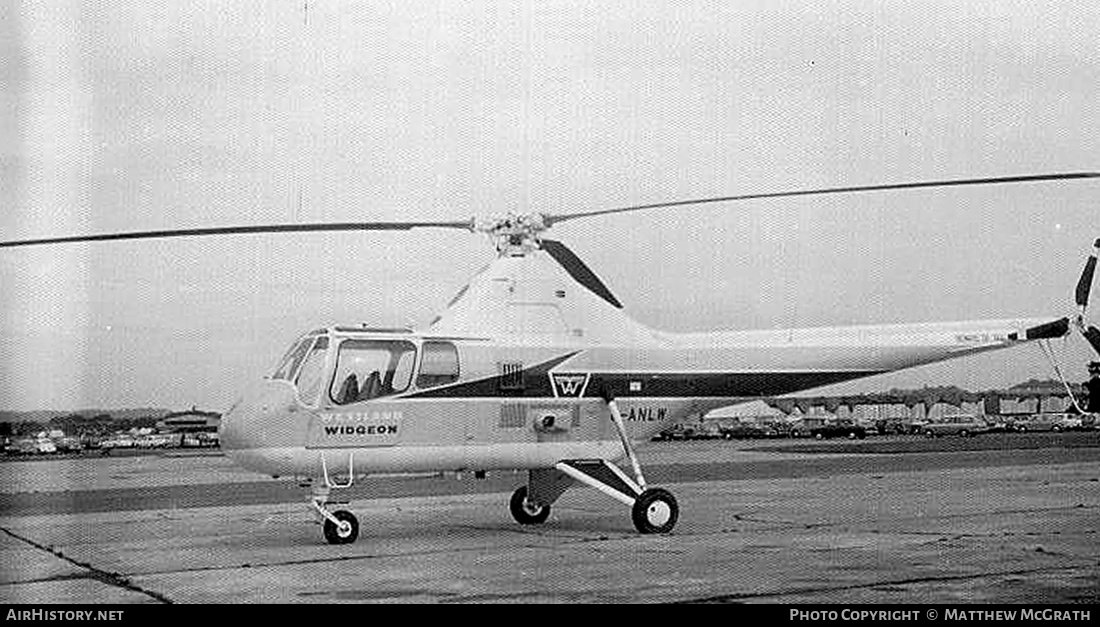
left=3, top=172, right=1099, bottom=544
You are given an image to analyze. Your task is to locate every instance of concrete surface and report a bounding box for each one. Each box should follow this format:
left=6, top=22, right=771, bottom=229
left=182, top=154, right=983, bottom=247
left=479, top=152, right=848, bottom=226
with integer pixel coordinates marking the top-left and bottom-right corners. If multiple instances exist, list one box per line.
left=1, top=437, right=1097, bottom=603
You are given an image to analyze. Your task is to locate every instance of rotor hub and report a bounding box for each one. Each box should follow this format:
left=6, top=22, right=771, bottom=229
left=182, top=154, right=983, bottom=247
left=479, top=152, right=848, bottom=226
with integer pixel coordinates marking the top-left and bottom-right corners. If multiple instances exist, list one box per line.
left=472, top=212, right=550, bottom=255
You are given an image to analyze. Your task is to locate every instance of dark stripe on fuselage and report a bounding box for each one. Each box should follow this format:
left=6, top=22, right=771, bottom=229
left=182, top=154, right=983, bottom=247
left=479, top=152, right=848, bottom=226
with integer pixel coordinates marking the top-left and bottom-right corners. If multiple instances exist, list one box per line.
left=585, top=370, right=886, bottom=398
left=404, top=352, right=580, bottom=398
left=405, top=355, right=885, bottom=399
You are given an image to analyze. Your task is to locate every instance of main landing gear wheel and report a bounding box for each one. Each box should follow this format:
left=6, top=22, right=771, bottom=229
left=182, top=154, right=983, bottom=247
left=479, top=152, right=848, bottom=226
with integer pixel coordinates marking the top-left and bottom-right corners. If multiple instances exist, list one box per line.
left=632, top=488, right=679, bottom=534
left=323, top=510, right=359, bottom=545
left=510, top=486, right=551, bottom=525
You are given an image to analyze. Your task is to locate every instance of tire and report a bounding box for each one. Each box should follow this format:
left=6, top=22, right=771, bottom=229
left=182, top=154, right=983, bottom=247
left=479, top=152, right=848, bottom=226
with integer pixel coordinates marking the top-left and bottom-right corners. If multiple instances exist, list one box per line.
left=632, top=488, right=679, bottom=534
left=323, top=510, right=359, bottom=545
left=510, top=486, right=550, bottom=525
left=925, top=429, right=935, bottom=438
left=814, top=432, right=824, bottom=440
left=960, top=430, right=970, bottom=438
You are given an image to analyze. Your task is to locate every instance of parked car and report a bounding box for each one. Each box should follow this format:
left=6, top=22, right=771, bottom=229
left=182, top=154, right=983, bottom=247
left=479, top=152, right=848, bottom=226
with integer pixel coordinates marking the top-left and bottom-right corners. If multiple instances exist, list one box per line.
left=718, top=422, right=768, bottom=439
left=810, top=420, right=867, bottom=440
left=98, top=435, right=136, bottom=449
left=1012, top=414, right=1062, bottom=432
left=1082, top=413, right=1099, bottom=430
left=922, top=414, right=988, bottom=437
left=182, top=432, right=219, bottom=448
left=760, top=421, right=790, bottom=438
left=53, top=436, right=84, bottom=452
left=690, top=423, right=724, bottom=440
left=15, top=438, right=58, bottom=454
left=651, top=424, right=695, bottom=441
left=1022, top=413, right=1090, bottom=432
left=904, top=419, right=929, bottom=435
left=6, top=439, right=40, bottom=455
left=873, top=419, right=909, bottom=435
left=788, top=417, right=827, bottom=438
left=136, top=434, right=172, bottom=448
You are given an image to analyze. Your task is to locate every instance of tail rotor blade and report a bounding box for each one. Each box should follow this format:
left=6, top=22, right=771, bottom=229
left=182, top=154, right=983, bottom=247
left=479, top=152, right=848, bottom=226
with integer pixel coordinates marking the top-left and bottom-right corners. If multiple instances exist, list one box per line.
left=1075, top=238, right=1099, bottom=309
left=1084, top=326, right=1100, bottom=358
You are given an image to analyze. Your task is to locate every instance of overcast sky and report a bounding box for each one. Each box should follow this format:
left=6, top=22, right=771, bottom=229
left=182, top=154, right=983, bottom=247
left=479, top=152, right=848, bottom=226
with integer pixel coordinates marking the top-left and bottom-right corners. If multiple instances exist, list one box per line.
left=2, top=1, right=1098, bottom=412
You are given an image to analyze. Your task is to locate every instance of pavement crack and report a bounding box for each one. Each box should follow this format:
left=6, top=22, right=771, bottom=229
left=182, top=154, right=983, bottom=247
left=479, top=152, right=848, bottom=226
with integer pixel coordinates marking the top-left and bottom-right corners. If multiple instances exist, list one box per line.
left=0, top=526, right=173, bottom=604
left=131, top=542, right=502, bottom=577
left=676, top=565, right=1090, bottom=603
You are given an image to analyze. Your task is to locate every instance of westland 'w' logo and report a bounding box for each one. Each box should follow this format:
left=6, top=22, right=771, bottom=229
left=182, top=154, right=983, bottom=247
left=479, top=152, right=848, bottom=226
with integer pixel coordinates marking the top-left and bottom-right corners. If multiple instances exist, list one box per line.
left=550, top=372, right=590, bottom=398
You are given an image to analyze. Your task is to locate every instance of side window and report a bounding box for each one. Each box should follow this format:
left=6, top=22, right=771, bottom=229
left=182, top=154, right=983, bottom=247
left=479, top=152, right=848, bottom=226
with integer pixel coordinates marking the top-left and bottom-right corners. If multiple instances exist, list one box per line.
left=295, top=337, right=329, bottom=406
left=330, top=340, right=417, bottom=405
left=417, top=341, right=459, bottom=388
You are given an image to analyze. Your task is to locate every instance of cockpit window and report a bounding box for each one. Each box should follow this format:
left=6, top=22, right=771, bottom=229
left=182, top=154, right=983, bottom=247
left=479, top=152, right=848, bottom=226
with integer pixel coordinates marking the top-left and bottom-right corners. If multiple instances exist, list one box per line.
left=272, top=337, right=313, bottom=381
left=330, top=339, right=417, bottom=404
left=295, top=337, right=329, bottom=405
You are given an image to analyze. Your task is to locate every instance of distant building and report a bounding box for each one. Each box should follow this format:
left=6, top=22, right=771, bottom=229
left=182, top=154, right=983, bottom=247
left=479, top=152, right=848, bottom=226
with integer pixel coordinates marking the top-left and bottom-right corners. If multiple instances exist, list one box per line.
left=156, top=407, right=220, bottom=433
left=705, top=379, right=1082, bottom=424
left=999, top=379, right=1080, bottom=414
left=705, top=400, right=787, bottom=425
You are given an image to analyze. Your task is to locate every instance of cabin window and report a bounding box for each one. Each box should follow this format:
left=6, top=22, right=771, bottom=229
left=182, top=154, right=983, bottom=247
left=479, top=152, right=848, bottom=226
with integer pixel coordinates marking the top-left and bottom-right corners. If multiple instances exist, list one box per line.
left=330, top=339, right=417, bottom=404
left=295, top=337, right=329, bottom=405
left=417, top=341, right=460, bottom=388
left=272, top=337, right=313, bottom=381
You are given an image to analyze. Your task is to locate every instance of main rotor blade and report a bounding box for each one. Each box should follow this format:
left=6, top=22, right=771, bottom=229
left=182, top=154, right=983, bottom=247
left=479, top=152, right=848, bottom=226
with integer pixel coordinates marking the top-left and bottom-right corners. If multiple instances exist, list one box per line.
left=545, top=172, right=1100, bottom=226
left=0, top=220, right=474, bottom=249
left=540, top=239, right=623, bottom=309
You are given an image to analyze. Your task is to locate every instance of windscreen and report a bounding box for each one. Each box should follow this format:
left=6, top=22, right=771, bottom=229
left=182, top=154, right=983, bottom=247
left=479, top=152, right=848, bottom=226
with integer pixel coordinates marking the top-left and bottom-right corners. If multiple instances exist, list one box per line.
left=271, top=337, right=313, bottom=381
left=294, top=337, right=330, bottom=405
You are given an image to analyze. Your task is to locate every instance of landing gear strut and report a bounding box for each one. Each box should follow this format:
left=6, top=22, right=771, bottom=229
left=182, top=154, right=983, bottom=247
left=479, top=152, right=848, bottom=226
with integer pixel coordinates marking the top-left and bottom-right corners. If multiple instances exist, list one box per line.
left=600, top=386, right=679, bottom=534
left=310, top=453, right=360, bottom=545
left=519, top=386, right=680, bottom=534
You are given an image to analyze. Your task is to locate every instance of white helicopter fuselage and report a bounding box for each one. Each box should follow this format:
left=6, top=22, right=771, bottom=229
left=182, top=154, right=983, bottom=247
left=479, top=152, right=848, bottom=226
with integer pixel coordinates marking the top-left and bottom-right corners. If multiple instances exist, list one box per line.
left=4, top=174, right=1094, bottom=540
left=221, top=249, right=1065, bottom=479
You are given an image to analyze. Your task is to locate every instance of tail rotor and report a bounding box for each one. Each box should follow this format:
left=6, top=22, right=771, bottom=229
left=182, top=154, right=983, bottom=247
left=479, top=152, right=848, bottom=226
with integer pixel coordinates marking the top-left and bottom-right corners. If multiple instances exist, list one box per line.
left=1074, top=239, right=1100, bottom=358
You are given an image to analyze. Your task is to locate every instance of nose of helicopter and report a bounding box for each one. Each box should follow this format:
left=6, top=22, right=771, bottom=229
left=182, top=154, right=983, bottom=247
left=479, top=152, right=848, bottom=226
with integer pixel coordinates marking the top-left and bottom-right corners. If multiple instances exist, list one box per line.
left=219, top=379, right=301, bottom=456
left=218, top=397, right=247, bottom=453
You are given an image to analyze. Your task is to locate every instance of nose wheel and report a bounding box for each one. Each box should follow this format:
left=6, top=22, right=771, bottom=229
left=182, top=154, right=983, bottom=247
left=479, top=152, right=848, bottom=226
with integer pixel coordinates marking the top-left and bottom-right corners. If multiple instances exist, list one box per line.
left=310, top=482, right=360, bottom=545
left=322, top=510, right=359, bottom=544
